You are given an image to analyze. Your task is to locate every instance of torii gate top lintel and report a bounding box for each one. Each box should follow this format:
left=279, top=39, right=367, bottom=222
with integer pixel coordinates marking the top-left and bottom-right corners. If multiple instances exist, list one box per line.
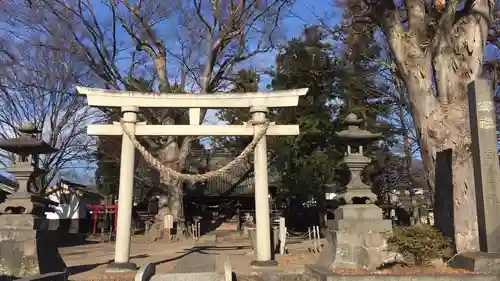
left=76, top=86, right=308, bottom=108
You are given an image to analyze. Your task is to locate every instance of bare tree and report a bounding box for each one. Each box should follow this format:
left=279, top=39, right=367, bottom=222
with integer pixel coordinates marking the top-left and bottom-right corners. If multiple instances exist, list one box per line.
left=0, top=45, right=105, bottom=192
left=2, top=0, right=293, bottom=217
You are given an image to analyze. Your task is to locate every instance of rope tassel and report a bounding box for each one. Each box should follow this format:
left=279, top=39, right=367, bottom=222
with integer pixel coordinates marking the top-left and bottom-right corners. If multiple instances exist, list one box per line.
left=118, top=119, right=270, bottom=183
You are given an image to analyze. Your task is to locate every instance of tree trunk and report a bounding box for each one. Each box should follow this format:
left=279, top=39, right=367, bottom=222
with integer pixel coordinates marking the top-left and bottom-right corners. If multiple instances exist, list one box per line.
left=380, top=0, right=492, bottom=251
left=415, top=117, right=479, bottom=252
left=157, top=140, right=184, bottom=220
left=403, top=64, right=479, bottom=252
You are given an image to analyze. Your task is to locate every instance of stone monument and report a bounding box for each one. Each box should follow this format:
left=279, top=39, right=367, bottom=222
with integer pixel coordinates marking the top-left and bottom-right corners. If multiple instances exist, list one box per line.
left=0, top=122, right=67, bottom=277
left=312, top=113, right=392, bottom=271
left=449, top=77, right=500, bottom=273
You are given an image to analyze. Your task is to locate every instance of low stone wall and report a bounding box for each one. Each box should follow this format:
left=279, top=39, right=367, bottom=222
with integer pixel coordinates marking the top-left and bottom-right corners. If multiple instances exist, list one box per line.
left=305, top=265, right=500, bottom=281
left=16, top=272, right=67, bottom=281
left=235, top=274, right=304, bottom=281
left=0, top=272, right=67, bottom=281
left=0, top=215, right=67, bottom=278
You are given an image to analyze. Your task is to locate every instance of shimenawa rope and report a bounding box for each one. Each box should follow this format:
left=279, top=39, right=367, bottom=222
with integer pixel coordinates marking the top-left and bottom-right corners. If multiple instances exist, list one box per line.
left=119, top=118, right=270, bottom=183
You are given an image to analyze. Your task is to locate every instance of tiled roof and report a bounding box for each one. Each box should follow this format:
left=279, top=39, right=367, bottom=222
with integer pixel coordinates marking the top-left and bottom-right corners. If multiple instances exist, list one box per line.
left=45, top=179, right=103, bottom=198
left=0, top=174, right=17, bottom=194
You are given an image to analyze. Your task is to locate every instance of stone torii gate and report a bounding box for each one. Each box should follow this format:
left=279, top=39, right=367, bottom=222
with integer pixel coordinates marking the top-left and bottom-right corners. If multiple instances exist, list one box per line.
left=78, top=86, right=308, bottom=271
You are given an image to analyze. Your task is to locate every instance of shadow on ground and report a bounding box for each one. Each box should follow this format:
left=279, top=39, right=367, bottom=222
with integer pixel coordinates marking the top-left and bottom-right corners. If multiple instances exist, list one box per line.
left=152, top=245, right=248, bottom=266
left=68, top=254, right=149, bottom=275
left=57, top=234, right=102, bottom=248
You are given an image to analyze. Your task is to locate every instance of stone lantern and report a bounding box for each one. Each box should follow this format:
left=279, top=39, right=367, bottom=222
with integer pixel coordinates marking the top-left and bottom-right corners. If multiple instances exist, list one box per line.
left=0, top=122, right=67, bottom=278
left=0, top=122, right=58, bottom=213
left=316, top=113, right=392, bottom=270
left=335, top=113, right=381, bottom=204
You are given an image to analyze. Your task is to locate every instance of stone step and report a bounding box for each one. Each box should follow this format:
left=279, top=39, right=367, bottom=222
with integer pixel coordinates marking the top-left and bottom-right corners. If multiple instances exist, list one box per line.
left=150, top=272, right=223, bottom=281
left=136, top=260, right=232, bottom=281
left=169, top=235, right=217, bottom=273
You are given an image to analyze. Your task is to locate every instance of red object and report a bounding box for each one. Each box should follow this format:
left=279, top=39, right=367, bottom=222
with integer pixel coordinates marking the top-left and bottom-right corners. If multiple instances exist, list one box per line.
left=87, top=204, right=118, bottom=235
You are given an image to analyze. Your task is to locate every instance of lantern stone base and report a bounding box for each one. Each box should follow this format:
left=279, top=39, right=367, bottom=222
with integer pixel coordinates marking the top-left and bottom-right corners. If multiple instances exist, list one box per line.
left=0, top=214, right=67, bottom=277
left=321, top=205, right=392, bottom=270
left=448, top=252, right=500, bottom=274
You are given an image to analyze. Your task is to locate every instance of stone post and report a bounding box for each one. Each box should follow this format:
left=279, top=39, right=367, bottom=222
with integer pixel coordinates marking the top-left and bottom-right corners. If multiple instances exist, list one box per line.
left=468, top=77, right=500, bottom=253
left=249, top=106, right=277, bottom=266
left=107, top=106, right=138, bottom=272
left=279, top=217, right=286, bottom=255
left=449, top=77, right=500, bottom=273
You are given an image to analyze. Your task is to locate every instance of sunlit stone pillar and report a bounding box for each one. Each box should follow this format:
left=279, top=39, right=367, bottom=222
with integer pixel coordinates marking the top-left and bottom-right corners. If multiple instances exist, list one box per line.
left=250, top=106, right=277, bottom=266
left=107, top=105, right=138, bottom=272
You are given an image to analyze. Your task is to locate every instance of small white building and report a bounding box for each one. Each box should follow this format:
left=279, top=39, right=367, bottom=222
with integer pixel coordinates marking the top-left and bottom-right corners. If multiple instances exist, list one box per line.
left=0, top=174, right=16, bottom=203
left=44, top=179, right=103, bottom=234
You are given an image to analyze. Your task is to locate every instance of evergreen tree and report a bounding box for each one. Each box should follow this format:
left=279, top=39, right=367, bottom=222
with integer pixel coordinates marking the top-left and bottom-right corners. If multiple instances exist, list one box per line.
left=269, top=26, right=339, bottom=201
left=218, top=27, right=401, bottom=223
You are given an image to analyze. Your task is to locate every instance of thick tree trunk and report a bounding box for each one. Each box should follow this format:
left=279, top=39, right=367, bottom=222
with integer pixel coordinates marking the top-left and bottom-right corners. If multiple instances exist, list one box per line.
left=417, top=119, right=478, bottom=252
left=380, top=0, right=492, bottom=251
left=157, top=140, right=184, bottom=220
left=404, top=65, right=479, bottom=252
left=449, top=152, right=478, bottom=251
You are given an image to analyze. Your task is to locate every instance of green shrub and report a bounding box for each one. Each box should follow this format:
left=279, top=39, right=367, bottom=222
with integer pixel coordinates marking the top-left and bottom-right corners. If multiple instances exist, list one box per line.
left=387, top=224, right=451, bottom=266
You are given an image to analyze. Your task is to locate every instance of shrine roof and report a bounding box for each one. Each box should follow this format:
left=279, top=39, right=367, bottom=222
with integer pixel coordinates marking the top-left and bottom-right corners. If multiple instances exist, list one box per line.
left=0, top=185, right=14, bottom=194
left=184, top=153, right=281, bottom=196
left=46, top=179, right=103, bottom=198
left=0, top=174, right=17, bottom=194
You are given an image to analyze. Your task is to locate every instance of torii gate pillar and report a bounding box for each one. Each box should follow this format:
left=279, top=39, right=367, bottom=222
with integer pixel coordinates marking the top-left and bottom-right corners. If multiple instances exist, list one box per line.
left=108, top=106, right=138, bottom=272
left=250, top=106, right=276, bottom=266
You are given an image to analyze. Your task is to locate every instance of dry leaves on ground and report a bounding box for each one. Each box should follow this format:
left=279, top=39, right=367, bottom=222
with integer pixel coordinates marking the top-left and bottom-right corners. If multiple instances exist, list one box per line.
left=333, top=267, right=481, bottom=275
left=76, top=273, right=136, bottom=281
left=276, top=252, right=317, bottom=266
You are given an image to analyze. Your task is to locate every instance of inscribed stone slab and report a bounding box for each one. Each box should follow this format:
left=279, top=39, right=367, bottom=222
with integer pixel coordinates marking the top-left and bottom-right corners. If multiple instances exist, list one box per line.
left=468, top=77, right=500, bottom=253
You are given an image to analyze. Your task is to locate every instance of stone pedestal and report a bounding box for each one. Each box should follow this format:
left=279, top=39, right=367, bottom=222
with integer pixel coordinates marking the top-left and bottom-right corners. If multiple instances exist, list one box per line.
left=317, top=205, right=392, bottom=270
left=0, top=214, right=67, bottom=277
left=449, top=252, right=500, bottom=274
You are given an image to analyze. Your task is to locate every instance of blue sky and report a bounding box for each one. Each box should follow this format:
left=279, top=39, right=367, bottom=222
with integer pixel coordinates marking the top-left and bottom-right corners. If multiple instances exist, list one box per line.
left=259, top=0, right=343, bottom=87
left=283, top=0, right=342, bottom=37
left=244, top=0, right=343, bottom=89
left=93, top=0, right=344, bottom=92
